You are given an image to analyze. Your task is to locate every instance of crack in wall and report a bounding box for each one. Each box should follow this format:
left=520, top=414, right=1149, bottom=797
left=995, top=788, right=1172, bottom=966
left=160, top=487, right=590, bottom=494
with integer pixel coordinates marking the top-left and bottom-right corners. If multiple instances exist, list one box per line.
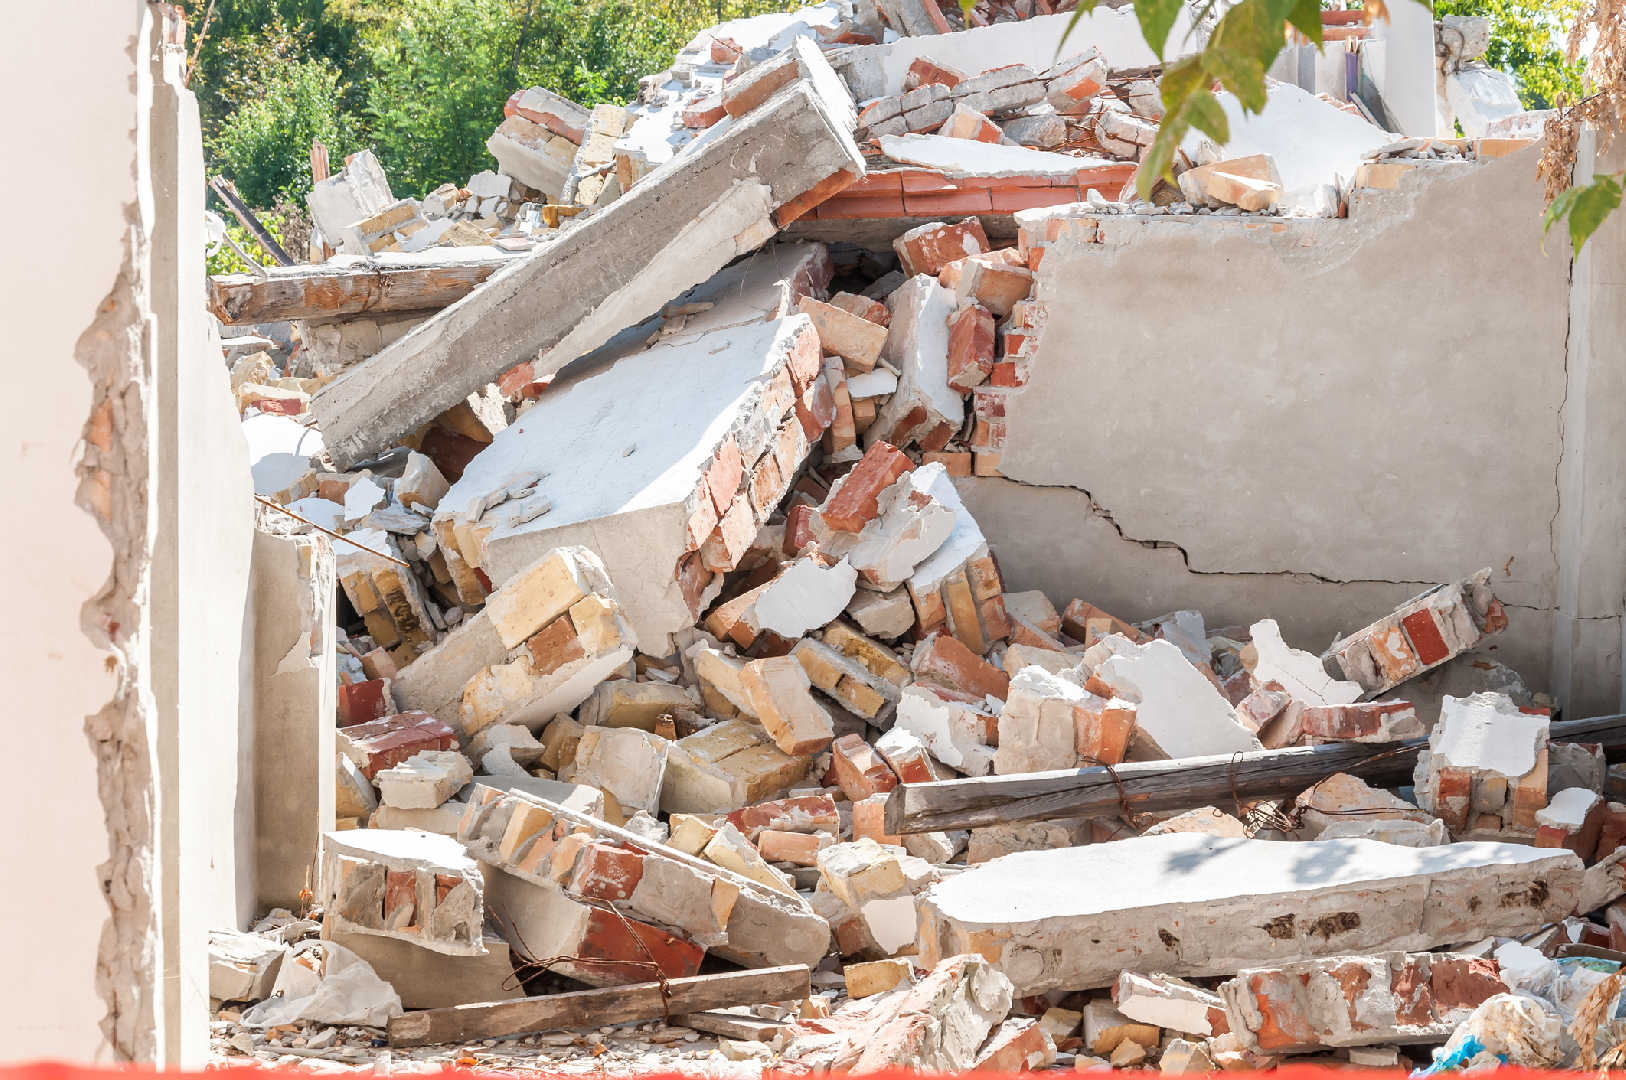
left=75, top=198, right=155, bottom=1060
left=981, top=472, right=1440, bottom=590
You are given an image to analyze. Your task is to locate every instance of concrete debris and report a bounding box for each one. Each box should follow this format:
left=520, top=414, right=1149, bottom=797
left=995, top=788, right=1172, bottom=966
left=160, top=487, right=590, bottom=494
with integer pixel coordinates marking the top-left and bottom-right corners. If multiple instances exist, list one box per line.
left=194, top=1, right=1617, bottom=1069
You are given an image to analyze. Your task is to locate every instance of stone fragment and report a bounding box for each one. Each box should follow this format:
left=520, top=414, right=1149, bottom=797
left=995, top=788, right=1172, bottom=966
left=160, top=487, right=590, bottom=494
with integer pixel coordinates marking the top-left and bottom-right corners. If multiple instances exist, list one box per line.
left=1159, top=1038, right=1217, bottom=1074
left=847, top=957, right=915, bottom=998
left=336, top=754, right=379, bottom=825
left=967, top=818, right=1088, bottom=864
left=1084, top=1000, right=1160, bottom=1056
left=895, top=684, right=996, bottom=776
left=740, top=655, right=836, bottom=756
left=572, top=727, right=670, bottom=814
left=973, top=1017, right=1057, bottom=1071
left=1114, top=971, right=1228, bottom=1037
left=396, top=450, right=449, bottom=511
left=752, top=555, right=859, bottom=638
left=320, top=828, right=485, bottom=954
left=1219, top=951, right=1505, bottom=1053
left=208, top=929, right=287, bottom=1003
left=916, top=833, right=1582, bottom=994
left=376, top=750, right=474, bottom=810
left=1245, top=619, right=1362, bottom=706
left=1295, top=772, right=1437, bottom=840
left=1083, top=636, right=1262, bottom=758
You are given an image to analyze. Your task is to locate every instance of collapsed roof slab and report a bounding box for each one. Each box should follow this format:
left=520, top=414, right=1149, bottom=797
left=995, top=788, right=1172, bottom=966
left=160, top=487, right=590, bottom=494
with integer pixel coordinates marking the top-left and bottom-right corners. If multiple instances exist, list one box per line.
left=312, top=56, right=862, bottom=470
left=434, top=315, right=826, bottom=651
left=916, top=832, right=1581, bottom=995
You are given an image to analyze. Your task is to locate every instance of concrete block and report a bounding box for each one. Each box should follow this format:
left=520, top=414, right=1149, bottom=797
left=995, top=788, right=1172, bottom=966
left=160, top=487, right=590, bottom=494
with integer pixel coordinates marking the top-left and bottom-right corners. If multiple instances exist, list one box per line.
left=376, top=750, right=473, bottom=810
left=208, top=929, right=286, bottom=1003
left=917, top=833, right=1582, bottom=994
left=320, top=828, right=485, bottom=955
left=332, top=922, right=523, bottom=1010
left=752, top=554, right=859, bottom=639
left=1535, top=786, right=1605, bottom=858
left=1082, top=636, right=1262, bottom=758
left=312, top=62, right=863, bottom=471
left=573, top=726, right=669, bottom=814
left=487, top=115, right=577, bottom=200
left=966, top=818, right=1088, bottom=863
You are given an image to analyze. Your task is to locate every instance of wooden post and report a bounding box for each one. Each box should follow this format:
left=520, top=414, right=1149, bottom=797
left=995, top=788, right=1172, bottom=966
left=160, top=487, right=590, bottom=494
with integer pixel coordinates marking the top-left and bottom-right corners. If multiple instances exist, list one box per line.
left=388, top=964, right=811, bottom=1047
left=883, top=714, right=1626, bottom=835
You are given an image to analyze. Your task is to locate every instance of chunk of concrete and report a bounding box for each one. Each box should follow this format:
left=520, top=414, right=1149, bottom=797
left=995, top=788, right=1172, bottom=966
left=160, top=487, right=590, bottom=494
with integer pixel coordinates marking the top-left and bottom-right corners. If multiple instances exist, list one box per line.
left=1245, top=618, right=1362, bottom=706
left=868, top=276, right=962, bottom=450
left=209, top=929, right=287, bottom=1003
left=572, top=726, right=670, bottom=815
left=1113, top=971, right=1228, bottom=1037
left=1083, top=636, right=1263, bottom=758
left=320, top=828, right=485, bottom=955
left=332, top=921, right=523, bottom=1010
left=312, top=63, right=863, bottom=470
left=895, top=684, right=996, bottom=776
left=1414, top=691, right=1549, bottom=839
left=916, top=833, right=1583, bottom=994
left=661, top=718, right=812, bottom=814
left=376, top=750, right=474, bottom=810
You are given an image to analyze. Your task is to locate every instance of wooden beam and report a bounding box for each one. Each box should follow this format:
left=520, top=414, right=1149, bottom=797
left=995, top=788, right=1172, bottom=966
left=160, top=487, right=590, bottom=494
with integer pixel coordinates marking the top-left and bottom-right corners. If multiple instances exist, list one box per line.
left=388, top=964, right=810, bottom=1048
left=210, top=176, right=295, bottom=267
left=884, top=714, right=1626, bottom=835
left=207, top=259, right=509, bottom=324
left=672, top=1010, right=789, bottom=1042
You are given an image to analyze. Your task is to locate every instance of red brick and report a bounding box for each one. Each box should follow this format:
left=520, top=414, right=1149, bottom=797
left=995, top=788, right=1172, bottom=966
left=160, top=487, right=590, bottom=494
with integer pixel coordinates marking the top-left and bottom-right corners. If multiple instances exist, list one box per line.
left=894, top=217, right=990, bottom=277
left=343, top=712, right=459, bottom=779
left=384, top=868, right=415, bottom=926
left=796, top=371, right=836, bottom=440
left=902, top=57, right=965, bottom=91
left=822, top=441, right=914, bottom=532
left=901, top=170, right=960, bottom=193
left=904, top=188, right=994, bottom=216
left=973, top=1019, right=1051, bottom=1071
left=914, top=631, right=1010, bottom=700
left=338, top=678, right=393, bottom=727
left=1401, top=608, right=1452, bottom=665
left=674, top=551, right=712, bottom=621
left=726, top=793, right=840, bottom=840
left=568, top=842, right=646, bottom=902
left=722, top=52, right=798, bottom=119
left=845, top=172, right=904, bottom=193
left=990, top=362, right=1026, bottom=387
left=830, top=733, right=899, bottom=801
left=777, top=168, right=860, bottom=227
left=1429, top=957, right=1504, bottom=1011
left=575, top=908, right=705, bottom=984
left=682, top=94, right=726, bottom=129
left=815, top=192, right=908, bottom=218
left=946, top=303, right=996, bottom=391
left=706, top=436, right=745, bottom=517
left=526, top=613, right=585, bottom=675
left=993, top=186, right=1083, bottom=212
left=1596, top=802, right=1626, bottom=862
left=710, top=36, right=741, bottom=63
left=1434, top=767, right=1473, bottom=834
left=701, top=494, right=756, bottom=573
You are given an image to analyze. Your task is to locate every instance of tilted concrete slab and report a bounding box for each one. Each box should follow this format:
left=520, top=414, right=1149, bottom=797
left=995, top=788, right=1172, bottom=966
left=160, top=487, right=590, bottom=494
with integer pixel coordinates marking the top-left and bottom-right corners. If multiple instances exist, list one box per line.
left=311, top=56, right=862, bottom=469
left=433, top=315, right=826, bottom=651
left=916, top=832, right=1582, bottom=995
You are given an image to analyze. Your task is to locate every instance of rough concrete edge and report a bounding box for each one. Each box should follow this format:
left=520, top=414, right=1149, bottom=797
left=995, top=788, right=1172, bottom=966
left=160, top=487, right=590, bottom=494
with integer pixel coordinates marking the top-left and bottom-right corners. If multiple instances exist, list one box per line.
left=73, top=12, right=156, bottom=1061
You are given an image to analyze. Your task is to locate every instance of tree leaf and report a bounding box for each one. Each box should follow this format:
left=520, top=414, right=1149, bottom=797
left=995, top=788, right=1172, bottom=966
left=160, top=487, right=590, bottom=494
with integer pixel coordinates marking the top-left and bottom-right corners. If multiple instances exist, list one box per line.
left=1185, top=86, right=1231, bottom=142
left=1284, top=0, right=1323, bottom=47
left=1203, top=0, right=1281, bottom=113
left=1564, top=173, right=1623, bottom=252
left=1137, top=115, right=1191, bottom=200
left=1135, top=0, right=1188, bottom=58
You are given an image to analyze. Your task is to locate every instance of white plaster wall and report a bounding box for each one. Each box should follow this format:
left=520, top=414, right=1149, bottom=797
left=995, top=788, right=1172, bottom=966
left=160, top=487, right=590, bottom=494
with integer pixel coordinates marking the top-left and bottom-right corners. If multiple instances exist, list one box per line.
left=984, top=148, right=1577, bottom=705
left=1369, top=0, right=1438, bottom=136
left=0, top=2, right=143, bottom=1062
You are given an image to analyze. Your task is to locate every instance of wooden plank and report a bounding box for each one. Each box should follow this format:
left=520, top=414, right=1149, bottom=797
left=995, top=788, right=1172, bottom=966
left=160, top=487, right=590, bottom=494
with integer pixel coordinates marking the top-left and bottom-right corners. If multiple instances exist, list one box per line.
left=672, top=1010, right=788, bottom=1041
left=884, top=714, right=1626, bottom=835
left=207, top=259, right=509, bottom=324
left=388, top=964, right=810, bottom=1048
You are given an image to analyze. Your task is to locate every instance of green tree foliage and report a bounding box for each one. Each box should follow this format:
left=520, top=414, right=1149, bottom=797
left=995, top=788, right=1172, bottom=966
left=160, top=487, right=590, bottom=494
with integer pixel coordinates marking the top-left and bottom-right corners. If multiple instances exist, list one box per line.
left=1434, top=0, right=1586, bottom=108
left=210, top=56, right=356, bottom=207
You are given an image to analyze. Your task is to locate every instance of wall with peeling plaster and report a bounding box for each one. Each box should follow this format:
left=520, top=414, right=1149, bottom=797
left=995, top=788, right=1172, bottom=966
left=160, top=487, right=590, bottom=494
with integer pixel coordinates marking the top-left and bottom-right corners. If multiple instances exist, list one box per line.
left=0, top=2, right=143, bottom=1061
left=966, top=144, right=1626, bottom=717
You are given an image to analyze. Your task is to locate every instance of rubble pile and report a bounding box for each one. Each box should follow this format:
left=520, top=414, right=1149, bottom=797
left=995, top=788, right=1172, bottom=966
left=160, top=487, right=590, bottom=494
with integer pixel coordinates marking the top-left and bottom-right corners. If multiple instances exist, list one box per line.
left=200, top=0, right=1613, bottom=1074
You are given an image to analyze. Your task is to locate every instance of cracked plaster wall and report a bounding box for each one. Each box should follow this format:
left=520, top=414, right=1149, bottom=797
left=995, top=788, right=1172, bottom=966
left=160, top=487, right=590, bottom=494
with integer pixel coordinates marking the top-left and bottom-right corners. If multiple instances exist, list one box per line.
left=965, top=145, right=1605, bottom=708
left=2, top=4, right=259, bottom=1064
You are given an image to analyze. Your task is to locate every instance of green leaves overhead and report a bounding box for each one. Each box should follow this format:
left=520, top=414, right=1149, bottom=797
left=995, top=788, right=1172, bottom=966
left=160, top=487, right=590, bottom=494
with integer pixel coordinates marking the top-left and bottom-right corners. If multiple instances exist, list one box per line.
left=1134, top=0, right=1324, bottom=200
left=1543, top=173, right=1624, bottom=253
left=1136, top=0, right=1190, bottom=59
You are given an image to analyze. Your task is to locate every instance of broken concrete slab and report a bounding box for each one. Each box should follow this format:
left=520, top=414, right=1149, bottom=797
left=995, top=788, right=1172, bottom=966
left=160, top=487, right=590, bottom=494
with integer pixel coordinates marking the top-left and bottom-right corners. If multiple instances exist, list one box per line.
left=1414, top=691, right=1549, bottom=839
left=433, top=315, right=826, bottom=652
left=333, top=921, right=524, bottom=1010
left=460, top=783, right=829, bottom=976
left=312, top=66, right=863, bottom=469
left=916, top=832, right=1582, bottom=994
left=1083, top=635, right=1263, bottom=758
left=320, top=828, right=485, bottom=955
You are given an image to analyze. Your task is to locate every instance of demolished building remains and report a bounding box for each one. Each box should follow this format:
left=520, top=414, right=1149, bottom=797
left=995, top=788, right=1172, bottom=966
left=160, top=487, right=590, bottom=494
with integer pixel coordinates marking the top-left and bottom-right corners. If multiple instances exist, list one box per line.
left=19, top=0, right=1626, bottom=1072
